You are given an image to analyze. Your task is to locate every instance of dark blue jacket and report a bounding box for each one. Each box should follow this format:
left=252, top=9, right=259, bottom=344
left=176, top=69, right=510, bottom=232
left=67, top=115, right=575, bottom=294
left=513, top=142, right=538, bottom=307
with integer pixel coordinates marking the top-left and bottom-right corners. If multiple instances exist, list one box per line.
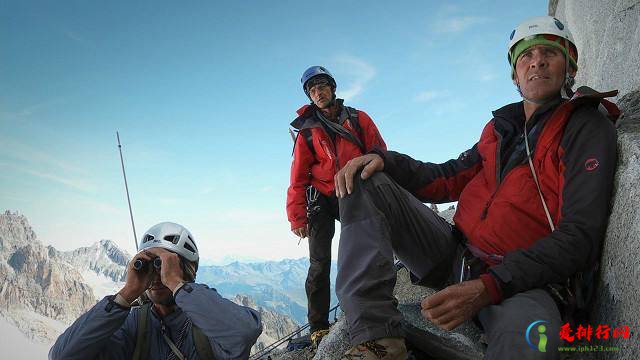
left=49, top=283, right=262, bottom=359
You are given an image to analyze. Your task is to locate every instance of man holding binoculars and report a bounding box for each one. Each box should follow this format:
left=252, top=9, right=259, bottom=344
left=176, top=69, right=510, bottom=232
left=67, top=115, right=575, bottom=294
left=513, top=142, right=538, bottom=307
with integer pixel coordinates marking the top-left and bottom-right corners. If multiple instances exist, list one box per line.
left=50, top=222, right=263, bottom=360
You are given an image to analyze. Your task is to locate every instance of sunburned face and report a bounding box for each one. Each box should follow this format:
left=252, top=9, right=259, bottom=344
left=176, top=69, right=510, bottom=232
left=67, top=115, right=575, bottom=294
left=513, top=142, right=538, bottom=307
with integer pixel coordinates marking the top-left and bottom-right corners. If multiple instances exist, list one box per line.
left=514, top=44, right=574, bottom=103
left=308, top=84, right=334, bottom=109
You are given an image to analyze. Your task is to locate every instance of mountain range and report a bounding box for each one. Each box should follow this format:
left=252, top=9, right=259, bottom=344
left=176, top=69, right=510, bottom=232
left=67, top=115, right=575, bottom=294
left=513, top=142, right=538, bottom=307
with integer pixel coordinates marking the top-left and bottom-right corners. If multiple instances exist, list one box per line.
left=0, top=210, right=307, bottom=358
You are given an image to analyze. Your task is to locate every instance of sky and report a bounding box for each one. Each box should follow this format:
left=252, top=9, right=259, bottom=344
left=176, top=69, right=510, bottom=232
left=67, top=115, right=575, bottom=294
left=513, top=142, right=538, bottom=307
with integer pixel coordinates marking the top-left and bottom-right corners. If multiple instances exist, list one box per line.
left=0, top=0, right=547, bottom=263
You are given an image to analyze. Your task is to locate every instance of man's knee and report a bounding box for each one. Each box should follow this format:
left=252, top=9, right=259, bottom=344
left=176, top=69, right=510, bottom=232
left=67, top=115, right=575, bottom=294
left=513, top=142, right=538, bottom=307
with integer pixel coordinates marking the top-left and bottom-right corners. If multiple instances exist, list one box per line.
left=338, top=171, right=394, bottom=222
left=308, top=256, right=331, bottom=273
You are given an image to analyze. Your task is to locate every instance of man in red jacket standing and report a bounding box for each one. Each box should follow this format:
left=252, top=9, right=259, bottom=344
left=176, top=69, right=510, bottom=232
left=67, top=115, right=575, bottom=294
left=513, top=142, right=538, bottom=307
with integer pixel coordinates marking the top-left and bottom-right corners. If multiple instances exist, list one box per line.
left=286, top=66, right=386, bottom=346
left=333, top=17, right=619, bottom=359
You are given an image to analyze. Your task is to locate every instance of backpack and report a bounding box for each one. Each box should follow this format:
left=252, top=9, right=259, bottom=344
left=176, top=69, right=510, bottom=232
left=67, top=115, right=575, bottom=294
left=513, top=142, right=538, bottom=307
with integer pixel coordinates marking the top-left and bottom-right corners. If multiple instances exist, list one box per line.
left=132, top=302, right=215, bottom=360
left=296, top=106, right=364, bottom=157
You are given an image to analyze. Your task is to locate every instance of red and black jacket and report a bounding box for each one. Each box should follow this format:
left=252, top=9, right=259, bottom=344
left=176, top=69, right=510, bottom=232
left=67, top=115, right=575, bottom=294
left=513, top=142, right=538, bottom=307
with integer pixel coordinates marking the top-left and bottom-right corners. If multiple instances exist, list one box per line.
left=379, top=87, right=619, bottom=302
left=286, top=99, right=387, bottom=230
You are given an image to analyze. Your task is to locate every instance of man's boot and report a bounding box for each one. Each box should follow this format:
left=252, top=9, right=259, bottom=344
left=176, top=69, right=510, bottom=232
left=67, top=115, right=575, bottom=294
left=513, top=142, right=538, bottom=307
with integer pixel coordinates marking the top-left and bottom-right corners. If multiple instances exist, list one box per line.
left=310, top=328, right=330, bottom=347
left=342, top=337, right=407, bottom=359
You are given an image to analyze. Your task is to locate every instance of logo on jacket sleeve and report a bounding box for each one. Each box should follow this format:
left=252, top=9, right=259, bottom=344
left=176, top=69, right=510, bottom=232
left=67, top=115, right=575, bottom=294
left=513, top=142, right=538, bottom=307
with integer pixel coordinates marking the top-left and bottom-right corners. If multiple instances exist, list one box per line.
left=585, top=158, right=600, bottom=171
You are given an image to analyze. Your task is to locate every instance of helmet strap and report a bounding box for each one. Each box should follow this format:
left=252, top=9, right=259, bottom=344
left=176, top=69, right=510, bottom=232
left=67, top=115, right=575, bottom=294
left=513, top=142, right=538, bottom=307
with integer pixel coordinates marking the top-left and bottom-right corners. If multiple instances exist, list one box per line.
left=562, top=37, right=575, bottom=99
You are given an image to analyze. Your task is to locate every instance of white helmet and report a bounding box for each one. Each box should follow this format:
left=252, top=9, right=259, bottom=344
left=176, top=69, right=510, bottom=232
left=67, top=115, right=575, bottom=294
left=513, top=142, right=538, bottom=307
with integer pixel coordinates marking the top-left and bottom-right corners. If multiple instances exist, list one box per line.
left=507, top=16, right=577, bottom=71
left=139, top=222, right=199, bottom=264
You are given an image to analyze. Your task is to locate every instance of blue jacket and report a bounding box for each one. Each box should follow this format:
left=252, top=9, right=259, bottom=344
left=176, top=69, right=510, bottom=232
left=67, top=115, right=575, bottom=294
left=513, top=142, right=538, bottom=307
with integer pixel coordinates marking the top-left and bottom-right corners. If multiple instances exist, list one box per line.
left=49, top=283, right=262, bottom=359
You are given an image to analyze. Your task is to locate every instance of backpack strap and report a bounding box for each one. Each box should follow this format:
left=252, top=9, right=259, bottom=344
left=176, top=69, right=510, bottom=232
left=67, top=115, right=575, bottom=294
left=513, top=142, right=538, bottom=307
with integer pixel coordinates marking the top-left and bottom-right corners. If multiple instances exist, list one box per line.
left=344, top=106, right=366, bottom=153
left=132, top=303, right=151, bottom=360
left=302, top=128, right=316, bottom=157
left=290, top=128, right=316, bottom=158
left=293, top=106, right=363, bottom=158
left=345, top=106, right=363, bottom=138
left=192, top=325, right=216, bottom=359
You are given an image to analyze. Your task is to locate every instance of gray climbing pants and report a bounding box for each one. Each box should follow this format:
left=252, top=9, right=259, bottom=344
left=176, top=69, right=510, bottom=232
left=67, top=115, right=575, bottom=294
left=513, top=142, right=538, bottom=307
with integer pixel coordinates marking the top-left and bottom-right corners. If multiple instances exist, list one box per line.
left=336, top=172, right=562, bottom=359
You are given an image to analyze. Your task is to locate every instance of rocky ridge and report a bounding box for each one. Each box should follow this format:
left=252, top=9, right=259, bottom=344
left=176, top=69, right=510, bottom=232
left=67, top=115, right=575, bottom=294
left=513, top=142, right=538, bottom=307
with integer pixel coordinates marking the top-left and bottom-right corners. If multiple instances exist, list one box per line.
left=51, top=239, right=130, bottom=283
left=232, top=294, right=301, bottom=356
left=0, top=211, right=95, bottom=342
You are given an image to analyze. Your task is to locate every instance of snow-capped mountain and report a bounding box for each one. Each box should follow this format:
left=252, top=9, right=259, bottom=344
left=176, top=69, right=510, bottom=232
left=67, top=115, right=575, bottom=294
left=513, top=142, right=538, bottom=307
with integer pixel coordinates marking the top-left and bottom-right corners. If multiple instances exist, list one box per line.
left=49, top=239, right=129, bottom=299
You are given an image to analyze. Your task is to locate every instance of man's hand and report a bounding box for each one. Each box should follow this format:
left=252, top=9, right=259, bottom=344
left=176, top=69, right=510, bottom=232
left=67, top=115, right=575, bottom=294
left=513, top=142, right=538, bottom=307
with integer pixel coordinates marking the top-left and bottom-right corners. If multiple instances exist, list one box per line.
left=145, top=247, right=185, bottom=291
left=292, top=225, right=309, bottom=239
left=334, top=154, right=384, bottom=198
left=118, top=251, right=156, bottom=303
left=421, top=279, right=492, bottom=331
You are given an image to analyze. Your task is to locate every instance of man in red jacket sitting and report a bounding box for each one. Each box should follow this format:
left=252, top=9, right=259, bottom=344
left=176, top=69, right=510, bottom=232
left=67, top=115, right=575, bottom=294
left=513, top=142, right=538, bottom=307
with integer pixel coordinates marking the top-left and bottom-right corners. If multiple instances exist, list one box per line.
left=333, top=16, right=618, bottom=359
left=286, top=66, right=387, bottom=346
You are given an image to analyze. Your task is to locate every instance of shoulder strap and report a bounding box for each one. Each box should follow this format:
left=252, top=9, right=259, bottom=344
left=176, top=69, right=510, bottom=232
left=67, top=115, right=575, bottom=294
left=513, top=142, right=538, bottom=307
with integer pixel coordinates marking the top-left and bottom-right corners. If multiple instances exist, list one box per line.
left=345, top=106, right=366, bottom=153
left=132, top=303, right=151, bottom=360
left=290, top=128, right=316, bottom=158
left=294, top=128, right=316, bottom=157
left=192, top=325, right=216, bottom=359
left=345, top=106, right=362, bottom=137
left=302, top=128, right=315, bottom=156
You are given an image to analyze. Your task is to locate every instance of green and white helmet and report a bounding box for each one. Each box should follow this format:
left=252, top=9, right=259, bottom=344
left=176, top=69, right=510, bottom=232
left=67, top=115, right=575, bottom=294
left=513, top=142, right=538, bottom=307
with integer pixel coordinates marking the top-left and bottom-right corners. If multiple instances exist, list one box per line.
left=139, top=222, right=199, bottom=265
left=507, top=16, right=578, bottom=74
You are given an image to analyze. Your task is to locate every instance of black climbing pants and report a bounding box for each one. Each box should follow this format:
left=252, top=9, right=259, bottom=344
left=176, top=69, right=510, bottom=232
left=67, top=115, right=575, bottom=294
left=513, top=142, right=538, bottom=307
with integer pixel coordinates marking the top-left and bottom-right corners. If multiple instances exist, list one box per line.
left=306, top=192, right=339, bottom=333
left=336, top=172, right=562, bottom=359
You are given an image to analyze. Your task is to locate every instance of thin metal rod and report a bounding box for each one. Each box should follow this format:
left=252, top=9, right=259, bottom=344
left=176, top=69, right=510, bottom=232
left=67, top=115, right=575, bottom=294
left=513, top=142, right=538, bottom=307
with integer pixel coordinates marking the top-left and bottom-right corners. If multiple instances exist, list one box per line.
left=117, top=131, right=138, bottom=251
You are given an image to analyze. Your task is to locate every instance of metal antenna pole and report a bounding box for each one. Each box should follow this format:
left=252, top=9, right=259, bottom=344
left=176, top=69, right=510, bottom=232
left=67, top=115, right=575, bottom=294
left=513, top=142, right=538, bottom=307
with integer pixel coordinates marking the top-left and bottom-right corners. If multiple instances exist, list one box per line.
left=117, top=131, right=138, bottom=251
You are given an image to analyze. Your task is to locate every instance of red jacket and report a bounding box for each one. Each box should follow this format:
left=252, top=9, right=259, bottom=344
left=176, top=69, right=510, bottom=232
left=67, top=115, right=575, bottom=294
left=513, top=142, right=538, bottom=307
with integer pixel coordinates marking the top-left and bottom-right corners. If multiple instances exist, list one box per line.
left=380, top=87, right=619, bottom=300
left=286, top=100, right=387, bottom=230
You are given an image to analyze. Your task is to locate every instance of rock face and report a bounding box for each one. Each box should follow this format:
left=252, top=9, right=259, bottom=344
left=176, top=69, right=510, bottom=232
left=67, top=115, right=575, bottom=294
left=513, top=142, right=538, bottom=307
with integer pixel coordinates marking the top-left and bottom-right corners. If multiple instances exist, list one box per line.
left=51, top=239, right=129, bottom=283
left=231, top=294, right=300, bottom=356
left=0, top=211, right=95, bottom=342
left=310, top=268, right=484, bottom=360
left=553, top=2, right=640, bottom=359
left=590, top=91, right=640, bottom=358
left=551, top=0, right=640, bottom=100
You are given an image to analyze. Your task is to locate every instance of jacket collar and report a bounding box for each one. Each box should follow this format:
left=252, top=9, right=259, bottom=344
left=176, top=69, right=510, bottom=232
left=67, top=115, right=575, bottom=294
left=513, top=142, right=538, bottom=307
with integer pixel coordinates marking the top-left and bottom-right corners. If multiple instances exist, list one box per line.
left=290, top=98, right=346, bottom=130
left=491, top=97, right=563, bottom=134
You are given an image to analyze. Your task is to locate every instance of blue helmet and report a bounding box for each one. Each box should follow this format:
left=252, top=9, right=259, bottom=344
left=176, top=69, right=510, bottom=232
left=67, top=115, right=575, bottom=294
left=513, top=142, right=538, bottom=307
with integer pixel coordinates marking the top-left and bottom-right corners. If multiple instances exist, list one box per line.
left=301, top=66, right=337, bottom=98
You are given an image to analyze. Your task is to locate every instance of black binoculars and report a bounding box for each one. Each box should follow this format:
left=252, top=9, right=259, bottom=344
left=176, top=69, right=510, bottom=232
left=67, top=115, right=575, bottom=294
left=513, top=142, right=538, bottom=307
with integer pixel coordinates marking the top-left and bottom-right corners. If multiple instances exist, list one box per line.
left=133, top=257, right=162, bottom=272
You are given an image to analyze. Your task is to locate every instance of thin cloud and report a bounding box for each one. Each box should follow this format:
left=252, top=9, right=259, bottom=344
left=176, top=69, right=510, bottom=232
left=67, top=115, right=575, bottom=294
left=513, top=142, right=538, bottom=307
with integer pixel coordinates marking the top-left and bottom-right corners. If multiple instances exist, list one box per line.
left=479, top=72, right=496, bottom=82
left=432, top=16, right=489, bottom=34
left=413, top=90, right=450, bottom=103
left=62, top=29, right=96, bottom=49
left=333, top=56, right=376, bottom=101
left=13, top=165, right=94, bottom=193
left=0, top=98, right=65, bottom=123
left=0, top=137, right=95, bottom=192
left=0, top=136, right=85, bottom=174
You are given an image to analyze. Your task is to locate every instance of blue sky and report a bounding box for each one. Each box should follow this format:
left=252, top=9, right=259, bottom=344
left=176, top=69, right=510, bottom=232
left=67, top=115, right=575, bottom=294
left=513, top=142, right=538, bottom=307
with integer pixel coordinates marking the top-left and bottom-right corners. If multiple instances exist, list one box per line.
left=0, top=0, right=546, bottom=262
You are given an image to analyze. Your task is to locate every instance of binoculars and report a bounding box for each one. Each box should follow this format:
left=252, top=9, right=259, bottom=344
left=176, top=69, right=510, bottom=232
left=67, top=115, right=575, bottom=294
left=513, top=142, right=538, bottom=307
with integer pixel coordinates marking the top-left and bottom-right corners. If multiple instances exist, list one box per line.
left=133, top=257, right=162, bottom=272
